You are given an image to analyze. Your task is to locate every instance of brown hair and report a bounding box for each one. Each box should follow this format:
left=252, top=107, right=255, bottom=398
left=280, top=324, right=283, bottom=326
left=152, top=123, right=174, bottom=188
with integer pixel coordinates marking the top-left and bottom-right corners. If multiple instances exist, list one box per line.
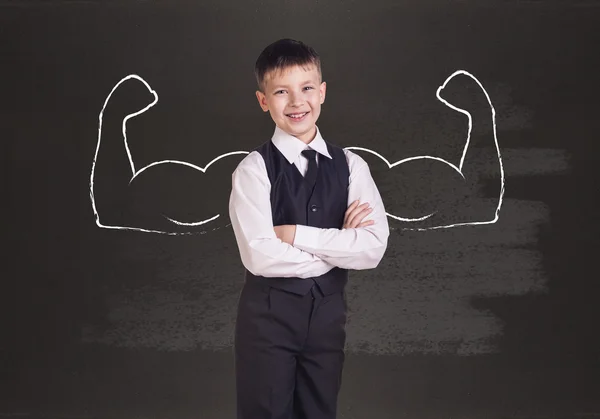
left=254, top=38, right=322, bottom=92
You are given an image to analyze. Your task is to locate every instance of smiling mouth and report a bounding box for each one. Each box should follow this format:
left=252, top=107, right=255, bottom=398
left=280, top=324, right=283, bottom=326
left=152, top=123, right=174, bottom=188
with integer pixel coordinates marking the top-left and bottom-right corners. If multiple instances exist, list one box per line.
left=286, top=112, right=308, bottom=119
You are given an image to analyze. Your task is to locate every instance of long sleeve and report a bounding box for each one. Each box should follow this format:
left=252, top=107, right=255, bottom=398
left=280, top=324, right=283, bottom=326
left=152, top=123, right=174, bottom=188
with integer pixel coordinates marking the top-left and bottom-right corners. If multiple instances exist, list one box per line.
left=229, top=152, right=336, bottom=279
left=292, top=149, right=390, bottom=270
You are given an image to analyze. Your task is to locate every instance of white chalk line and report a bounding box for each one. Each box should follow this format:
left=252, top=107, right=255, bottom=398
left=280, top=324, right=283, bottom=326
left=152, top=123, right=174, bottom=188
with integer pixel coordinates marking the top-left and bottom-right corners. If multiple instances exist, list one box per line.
left=90, top=70, right=504, bottom=234
left=345, top=69, right=505, bottom=231
left=89, top=73, right=248, bottom=235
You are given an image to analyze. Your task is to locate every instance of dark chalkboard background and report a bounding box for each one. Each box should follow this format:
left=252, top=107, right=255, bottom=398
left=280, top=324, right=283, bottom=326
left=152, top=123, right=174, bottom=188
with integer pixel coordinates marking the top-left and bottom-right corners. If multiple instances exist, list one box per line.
left=3, top=1, right=600, bottom=418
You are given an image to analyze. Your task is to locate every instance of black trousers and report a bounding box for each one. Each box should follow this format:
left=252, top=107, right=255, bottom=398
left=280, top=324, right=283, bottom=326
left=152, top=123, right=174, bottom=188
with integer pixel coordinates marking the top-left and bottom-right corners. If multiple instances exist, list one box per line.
left=234, top=279, right=348, bottom=419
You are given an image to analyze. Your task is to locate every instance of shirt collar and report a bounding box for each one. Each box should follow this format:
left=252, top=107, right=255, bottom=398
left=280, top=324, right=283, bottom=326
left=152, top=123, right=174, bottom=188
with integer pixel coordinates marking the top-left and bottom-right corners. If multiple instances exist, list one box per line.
left=271, top=125, right=332, bottom=164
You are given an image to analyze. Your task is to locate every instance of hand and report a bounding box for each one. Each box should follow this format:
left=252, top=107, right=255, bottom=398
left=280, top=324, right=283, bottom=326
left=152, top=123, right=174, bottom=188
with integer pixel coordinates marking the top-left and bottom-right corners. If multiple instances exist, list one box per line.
left=274, top=224, right=296, bottom=245
left=343, top=200, right=375, bottom=229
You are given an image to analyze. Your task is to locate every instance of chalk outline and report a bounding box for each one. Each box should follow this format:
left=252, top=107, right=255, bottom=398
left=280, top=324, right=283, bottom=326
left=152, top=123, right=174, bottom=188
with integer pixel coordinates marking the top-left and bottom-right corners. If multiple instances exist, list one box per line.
left=346, top=69, right=505, bottom=231
left=90, top=70, right=503, bottom=234
left=89, top=74, right=249, bottom=235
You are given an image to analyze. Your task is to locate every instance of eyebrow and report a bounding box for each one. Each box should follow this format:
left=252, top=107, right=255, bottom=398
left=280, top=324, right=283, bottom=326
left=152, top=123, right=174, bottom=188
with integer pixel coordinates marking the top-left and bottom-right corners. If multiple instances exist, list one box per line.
left=271, top=80, right=316, bottom=90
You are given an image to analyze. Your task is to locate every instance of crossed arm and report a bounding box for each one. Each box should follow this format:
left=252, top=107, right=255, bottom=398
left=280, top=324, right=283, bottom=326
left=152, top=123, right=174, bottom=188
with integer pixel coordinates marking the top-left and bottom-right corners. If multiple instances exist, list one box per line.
left=273, top=199, right=375, bottom=244
left=228, top=150, right=390, bottom=278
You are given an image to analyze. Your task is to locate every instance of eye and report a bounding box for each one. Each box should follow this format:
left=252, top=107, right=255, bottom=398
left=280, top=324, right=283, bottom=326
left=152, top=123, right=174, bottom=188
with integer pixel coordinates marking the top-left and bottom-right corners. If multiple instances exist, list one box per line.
left=304, top=86, right=314, bottom=91
left=275, top=90, right=286, bottom=95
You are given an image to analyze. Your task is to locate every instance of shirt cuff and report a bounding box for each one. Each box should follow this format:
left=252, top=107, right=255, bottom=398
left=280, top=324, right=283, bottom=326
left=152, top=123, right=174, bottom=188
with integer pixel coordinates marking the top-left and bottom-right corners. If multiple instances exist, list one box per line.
left=293, top=224, right=321, bottom=252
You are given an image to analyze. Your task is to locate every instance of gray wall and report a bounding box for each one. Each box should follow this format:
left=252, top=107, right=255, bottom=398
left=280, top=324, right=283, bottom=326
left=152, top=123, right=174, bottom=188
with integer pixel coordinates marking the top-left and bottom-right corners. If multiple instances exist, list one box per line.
left=3, top=1, right=599, bottom=418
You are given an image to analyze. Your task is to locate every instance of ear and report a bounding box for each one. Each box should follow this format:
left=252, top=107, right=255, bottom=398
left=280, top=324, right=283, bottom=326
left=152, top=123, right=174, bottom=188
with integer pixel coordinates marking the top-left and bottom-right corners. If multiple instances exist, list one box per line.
left=255, top=90, right=269, bottom=112
left=319, top=81, right=327, bottom=105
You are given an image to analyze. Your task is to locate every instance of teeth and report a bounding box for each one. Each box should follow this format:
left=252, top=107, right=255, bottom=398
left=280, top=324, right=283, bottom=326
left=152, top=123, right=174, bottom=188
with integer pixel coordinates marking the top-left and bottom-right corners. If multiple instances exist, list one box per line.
left=288, top=112, right=307, bottom=118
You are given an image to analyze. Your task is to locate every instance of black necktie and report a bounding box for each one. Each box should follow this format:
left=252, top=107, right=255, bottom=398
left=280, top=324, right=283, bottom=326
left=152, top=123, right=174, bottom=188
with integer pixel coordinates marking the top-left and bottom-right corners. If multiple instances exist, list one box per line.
left=301, top=149, right=318, bottom=191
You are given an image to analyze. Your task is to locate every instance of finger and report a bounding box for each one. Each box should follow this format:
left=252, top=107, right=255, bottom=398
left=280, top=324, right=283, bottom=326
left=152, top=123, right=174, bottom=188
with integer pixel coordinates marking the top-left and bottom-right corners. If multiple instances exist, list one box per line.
left=344, top=201, right=369, bottom=226
left=345, top=216, right=374, bottom=229
left=353, top=207, right=374, bottom=227
left=347, top=204, right=372, bottom=227
left=344, top=200, right=361, bottom=223
left=358, top=220, right=375, bottom=228
left=346, top=203, right=370, bottom=226
left=355, top=210, right=373, bottom=228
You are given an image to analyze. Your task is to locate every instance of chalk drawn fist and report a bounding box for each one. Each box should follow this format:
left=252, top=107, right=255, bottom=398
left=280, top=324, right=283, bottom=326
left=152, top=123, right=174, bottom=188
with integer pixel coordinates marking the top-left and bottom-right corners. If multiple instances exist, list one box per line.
left=345, top=70, right=504, bottom=231
left=90, top=74, right=247, bottom=235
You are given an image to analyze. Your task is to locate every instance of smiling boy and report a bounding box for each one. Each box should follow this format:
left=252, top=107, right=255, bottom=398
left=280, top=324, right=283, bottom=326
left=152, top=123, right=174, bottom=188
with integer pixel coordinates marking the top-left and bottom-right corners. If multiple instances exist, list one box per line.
left=229, top=38, right=390, bottom=419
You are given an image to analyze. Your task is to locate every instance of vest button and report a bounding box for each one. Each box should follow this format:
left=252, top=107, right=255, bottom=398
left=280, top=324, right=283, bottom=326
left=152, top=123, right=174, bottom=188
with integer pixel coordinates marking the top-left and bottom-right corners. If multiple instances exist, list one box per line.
left=310, top=204, right=318, bottom=212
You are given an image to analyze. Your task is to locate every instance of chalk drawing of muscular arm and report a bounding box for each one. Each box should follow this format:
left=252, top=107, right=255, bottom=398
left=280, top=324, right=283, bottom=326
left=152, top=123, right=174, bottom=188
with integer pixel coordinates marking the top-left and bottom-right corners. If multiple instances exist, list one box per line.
left=90, top=70, right=503, bottom=234
left=89, top=74, right=248, bottom=235
left=345, top=70, right=505, bottom=231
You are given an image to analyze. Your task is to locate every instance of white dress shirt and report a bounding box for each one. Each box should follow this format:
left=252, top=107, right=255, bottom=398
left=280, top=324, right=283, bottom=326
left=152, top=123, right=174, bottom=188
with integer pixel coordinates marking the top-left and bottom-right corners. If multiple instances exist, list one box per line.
left=229, top=125, right=390, bottom=279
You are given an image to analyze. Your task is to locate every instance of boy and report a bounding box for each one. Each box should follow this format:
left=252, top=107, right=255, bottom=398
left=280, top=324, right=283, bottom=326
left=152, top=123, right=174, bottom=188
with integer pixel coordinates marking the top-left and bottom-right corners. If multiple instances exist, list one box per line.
left=229, top=39, right=390, bottom=419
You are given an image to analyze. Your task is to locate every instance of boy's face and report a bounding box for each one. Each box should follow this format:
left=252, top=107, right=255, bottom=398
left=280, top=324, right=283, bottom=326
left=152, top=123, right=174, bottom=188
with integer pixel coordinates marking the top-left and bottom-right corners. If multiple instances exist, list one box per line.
left=256, top=64, right=326, bottom=144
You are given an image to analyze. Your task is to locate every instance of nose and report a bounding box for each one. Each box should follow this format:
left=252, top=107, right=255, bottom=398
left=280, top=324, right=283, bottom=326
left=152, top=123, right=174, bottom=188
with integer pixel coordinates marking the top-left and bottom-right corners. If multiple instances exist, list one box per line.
left=289, top=92, right=303, bottom=107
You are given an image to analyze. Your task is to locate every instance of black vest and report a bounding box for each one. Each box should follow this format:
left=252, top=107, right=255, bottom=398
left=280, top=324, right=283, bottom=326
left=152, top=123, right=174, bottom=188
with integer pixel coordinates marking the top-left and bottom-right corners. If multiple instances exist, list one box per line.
left=244, top=139, right=350, bottom=296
